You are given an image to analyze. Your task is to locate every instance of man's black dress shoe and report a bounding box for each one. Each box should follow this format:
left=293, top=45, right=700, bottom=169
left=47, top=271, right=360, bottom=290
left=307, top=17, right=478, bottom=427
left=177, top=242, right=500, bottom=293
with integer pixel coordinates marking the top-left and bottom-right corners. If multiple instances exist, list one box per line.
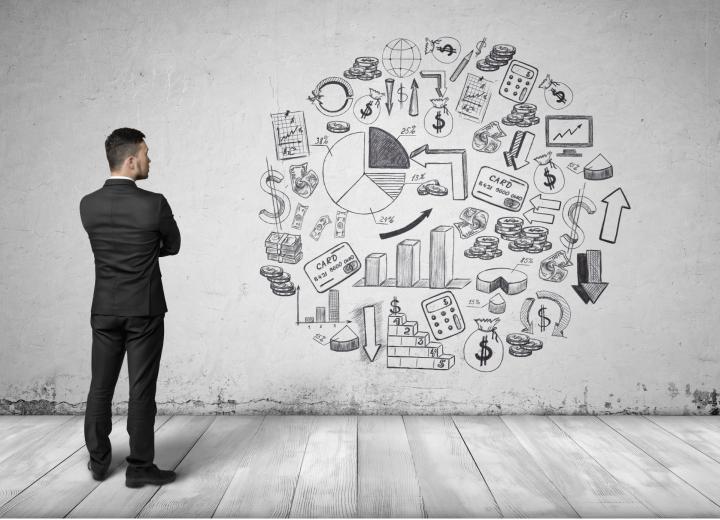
left=125, top=464, right=176, bottom=488
left=87, top=460, right=108, bottom=481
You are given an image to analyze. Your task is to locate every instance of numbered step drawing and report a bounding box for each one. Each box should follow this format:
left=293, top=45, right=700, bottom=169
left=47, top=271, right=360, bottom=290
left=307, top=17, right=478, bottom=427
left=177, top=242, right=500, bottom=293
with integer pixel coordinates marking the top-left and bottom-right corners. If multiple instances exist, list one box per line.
left=386, top=297, right=454, bottom=370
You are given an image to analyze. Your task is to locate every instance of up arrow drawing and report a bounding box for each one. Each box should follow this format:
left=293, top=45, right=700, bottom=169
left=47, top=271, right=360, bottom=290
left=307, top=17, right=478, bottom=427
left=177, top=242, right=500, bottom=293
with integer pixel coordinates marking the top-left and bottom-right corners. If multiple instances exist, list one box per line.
left=600, top=188, right=630, bottom=243
left=409, top=78, right=419, bottom=117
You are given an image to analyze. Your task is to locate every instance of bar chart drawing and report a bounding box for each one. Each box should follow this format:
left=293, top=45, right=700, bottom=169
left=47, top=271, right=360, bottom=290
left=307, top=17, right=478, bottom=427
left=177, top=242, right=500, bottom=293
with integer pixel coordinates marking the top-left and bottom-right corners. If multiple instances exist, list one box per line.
left=296, top=288, right=347, bottom=325
left=354, top=225, right=471, bottom=289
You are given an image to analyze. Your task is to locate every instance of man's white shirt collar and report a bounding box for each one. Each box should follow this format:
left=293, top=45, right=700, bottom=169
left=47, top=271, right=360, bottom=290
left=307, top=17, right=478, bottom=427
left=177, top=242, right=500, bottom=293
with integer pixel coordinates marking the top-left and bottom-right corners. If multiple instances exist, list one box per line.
left=109, top=176, right=135, bottom=182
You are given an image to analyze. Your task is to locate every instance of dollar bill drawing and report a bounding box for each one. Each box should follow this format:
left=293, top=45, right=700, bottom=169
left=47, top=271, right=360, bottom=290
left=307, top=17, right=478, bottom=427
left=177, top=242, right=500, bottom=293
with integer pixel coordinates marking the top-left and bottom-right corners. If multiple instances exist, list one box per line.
left=472, top=121, right=506, bottom=153
left=291, top=203, right=309, bottom=230
left=310, top=215, right=331, bottom=241
left=289, top=162, right=319, bottom=198
left=539, top=250, right=572, bottom=282
left=453, top=207, right=488, bottom=239
left=335, top=210, right=348, bottom=238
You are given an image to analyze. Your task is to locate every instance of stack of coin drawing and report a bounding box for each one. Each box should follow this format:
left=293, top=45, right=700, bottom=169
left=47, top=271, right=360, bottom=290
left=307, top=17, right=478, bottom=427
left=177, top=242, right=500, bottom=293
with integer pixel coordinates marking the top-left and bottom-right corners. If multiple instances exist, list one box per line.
left=417, top=181, right=448, bottom=196
left=476, top=44, right=516, bottom=71
left=495, top=219, right=552, bottom=254
left=494, top=217, right=523, bottom=239
left=260, top=265, right=297, bottom=297
left=464, top=236, right=502, bottom=260
left=344, top=57, right=382, bottom=81
left=506, top=333, right=543, bottom=357
left=501, top=103, right=540, bottom=127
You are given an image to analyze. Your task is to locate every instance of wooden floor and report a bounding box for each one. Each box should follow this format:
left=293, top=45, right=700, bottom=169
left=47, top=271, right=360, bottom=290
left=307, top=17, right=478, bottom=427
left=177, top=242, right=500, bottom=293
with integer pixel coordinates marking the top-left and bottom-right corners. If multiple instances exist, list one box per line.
left=0, top=416, right=719, bottom=518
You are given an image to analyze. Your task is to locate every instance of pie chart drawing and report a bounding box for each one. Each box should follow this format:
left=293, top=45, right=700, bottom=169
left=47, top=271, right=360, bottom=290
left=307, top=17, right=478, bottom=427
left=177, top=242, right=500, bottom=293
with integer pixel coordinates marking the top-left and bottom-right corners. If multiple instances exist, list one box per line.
left=323, top=127, right=409, bottom=215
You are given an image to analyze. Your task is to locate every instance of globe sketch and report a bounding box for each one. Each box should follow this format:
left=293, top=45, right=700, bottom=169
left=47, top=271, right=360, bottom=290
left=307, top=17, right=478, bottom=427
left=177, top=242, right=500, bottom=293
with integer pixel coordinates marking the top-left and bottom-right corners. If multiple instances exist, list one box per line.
left=381, top=38, right=422, bottom=78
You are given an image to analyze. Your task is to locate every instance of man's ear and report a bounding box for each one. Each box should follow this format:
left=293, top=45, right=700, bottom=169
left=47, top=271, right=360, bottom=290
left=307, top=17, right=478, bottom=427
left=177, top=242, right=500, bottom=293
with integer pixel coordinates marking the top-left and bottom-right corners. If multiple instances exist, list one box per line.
left=126, top=155, right=136, bottom=171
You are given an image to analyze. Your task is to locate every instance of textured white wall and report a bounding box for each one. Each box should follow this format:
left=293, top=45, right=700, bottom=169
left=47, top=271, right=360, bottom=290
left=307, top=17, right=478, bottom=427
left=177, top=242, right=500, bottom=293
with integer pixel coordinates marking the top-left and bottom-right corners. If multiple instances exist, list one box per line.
left=1, top=0, right=718, bottom=414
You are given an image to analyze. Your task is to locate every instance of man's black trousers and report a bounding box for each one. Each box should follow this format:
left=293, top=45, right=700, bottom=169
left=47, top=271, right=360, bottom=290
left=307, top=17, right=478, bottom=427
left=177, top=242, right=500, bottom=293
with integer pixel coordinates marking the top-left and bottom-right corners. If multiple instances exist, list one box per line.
left=84, top=313, right=164, bottom=470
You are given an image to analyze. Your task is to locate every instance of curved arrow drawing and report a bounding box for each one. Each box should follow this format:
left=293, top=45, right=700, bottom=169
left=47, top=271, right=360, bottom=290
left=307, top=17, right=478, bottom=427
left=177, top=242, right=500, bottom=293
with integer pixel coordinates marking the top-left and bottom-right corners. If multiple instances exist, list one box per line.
left=379, top=209, right=432, bottom=240
left=537, top=290, right=571, bottom=337
left=520, top=297, right=534, bottom=334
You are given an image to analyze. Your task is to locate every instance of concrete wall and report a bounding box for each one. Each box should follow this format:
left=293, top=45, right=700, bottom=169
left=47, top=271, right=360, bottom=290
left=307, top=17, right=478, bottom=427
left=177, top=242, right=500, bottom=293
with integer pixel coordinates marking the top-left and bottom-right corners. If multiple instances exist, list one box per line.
left=1, top=0, right=718, bottom=414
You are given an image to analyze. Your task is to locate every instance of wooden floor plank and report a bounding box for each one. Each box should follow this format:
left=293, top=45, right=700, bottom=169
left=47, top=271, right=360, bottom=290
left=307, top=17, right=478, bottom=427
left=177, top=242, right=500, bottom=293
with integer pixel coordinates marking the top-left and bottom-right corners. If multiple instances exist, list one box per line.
left=403, top=415, right=500, bottom=518
left=1, top=415, right=719, bottom=518
left=602, top=415, right=720, bottom=506
left=647, top=416, right=720, bottom=463
left=213, top=416, right=315, bottom=518
left=0, top=416, right=118, bottom=508
left=138, top=416, right=264, bottom=518
left=454, top=415, right=577, bottom=518
left=502, top=416, right=653, bottom=517
left=288, top=415, right=357, bottom=518
left=67, top=415, right=215, bottom=518
left=0, top=415, right=59, bottom=437
left=0, top=416, right=74, bottom=466
left=553, top=415, right=720, bottom=517
left=0, top=415, right=170, bottom=518
left=357, top=416, right=424, bottom=518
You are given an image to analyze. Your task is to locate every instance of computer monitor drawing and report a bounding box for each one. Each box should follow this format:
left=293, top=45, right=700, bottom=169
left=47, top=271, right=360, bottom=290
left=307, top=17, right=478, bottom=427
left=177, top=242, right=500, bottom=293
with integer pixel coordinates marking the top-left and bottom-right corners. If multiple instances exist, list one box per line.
left=545, top=115, right=593, bottom=157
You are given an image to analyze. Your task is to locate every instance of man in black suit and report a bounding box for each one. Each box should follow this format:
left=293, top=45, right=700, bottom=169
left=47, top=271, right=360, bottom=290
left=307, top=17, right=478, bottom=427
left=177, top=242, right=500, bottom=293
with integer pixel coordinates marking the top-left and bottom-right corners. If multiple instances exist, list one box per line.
left=80, top=128, right=180, bottom=488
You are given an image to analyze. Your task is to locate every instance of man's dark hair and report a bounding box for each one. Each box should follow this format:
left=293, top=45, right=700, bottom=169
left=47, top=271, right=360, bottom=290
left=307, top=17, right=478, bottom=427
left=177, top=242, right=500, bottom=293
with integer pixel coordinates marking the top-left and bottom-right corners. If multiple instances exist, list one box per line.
left=105, top=128, right=146, bottom=171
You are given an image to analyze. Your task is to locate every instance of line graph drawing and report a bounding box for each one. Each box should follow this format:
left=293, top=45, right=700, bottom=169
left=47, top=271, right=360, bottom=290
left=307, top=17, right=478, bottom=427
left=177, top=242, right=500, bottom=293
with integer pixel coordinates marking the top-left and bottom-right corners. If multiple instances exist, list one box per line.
left=552, top=123, right=584, bottom=142
left=545, top=115, right=593, bottom=157
left=271, top=111, right=309, bottom=160
left=456, top=74, right=493, bottom=123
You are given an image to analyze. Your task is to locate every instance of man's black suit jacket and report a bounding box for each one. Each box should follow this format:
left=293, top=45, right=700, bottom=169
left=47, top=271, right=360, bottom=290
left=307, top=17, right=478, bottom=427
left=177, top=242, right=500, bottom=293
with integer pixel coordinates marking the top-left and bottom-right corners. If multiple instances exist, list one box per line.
left=80, top=178, right=181, bottom=316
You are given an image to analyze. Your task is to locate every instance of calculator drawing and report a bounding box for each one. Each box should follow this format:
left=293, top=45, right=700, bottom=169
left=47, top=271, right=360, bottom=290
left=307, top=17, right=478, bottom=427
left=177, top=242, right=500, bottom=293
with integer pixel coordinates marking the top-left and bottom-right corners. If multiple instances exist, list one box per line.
left=499, top=60, right=539, bottom=103
left=421, top=291, right=465, bottom=340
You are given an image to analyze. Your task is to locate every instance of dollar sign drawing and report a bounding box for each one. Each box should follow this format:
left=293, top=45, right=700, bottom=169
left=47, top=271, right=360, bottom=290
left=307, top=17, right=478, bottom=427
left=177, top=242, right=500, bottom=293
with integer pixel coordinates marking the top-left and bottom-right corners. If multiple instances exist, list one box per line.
left=360, top=101, right=373, bottom=119
left=560, top=194, right=597, bottom=250
left=433, top=111, right=445, bottom=133
left=538, top=305, right=551, bottom=333
left=390, top=297, right=401, bottom=315
left=543, top=166, right=557, bottom=190
left=397, top=85, right=408, bottom=103
left=474, top=335, right=493, bottom=366
left=438, top=44, right=456, bottom=56
left=258, top=168, right=290, bottom=225
left=551, top=87, right=566, bottom=104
